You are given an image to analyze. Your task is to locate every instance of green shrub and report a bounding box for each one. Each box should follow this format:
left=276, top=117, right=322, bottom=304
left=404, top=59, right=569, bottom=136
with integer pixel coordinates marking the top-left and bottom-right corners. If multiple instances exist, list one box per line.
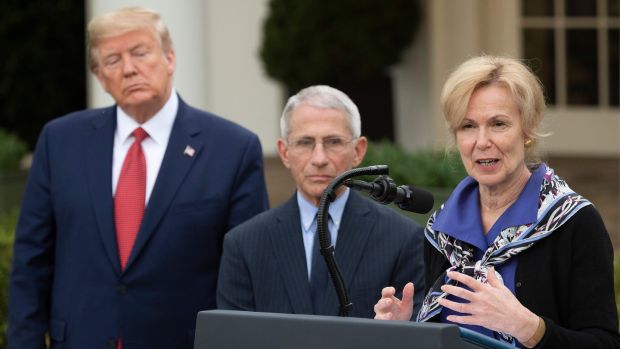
left=0, top=0, right=86, bottom=149
left=0, top=208, right=17, bottom=347
left=360, top=140, right=467, bottom=189
left=260, top=0, right=420, bottom=92
left=358, top=140, right=467, bottom=225
left=0, top=129, right=28, bottom=172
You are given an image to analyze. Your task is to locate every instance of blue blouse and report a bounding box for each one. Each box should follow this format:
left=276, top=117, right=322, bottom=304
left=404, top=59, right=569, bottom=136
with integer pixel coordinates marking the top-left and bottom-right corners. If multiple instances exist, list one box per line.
left=431, top=164, right=546, bottom=340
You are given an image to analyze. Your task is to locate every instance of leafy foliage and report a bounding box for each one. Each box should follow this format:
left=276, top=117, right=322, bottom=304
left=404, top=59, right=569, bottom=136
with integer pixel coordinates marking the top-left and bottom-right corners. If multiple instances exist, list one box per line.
left=0, top=0, right=86, bottom=149
left=260, top=0, right=420, bottom=92
left=0, top=209, right=17, bottom=348
left=358, top=141, right=467, bottom=225
left=0, top=129, right=28, bottom=172
left=360, top=140, right=467, bottom=189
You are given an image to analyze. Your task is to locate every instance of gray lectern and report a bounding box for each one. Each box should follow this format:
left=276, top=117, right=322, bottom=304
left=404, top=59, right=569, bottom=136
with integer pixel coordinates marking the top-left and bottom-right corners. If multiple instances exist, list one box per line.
left=194, top=310, right=514, bottom=349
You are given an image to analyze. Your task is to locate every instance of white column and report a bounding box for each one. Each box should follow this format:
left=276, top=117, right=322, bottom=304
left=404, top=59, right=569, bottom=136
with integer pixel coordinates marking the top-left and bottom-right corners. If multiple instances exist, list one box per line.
left=392, top=23, right=434, bottom=151
left=203, top=0, right=282, bottom=155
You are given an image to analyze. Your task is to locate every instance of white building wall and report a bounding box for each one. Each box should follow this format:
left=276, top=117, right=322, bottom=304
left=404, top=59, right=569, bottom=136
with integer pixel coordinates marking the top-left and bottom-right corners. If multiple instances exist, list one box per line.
left=392, top=15, right=433, bottom=152
left=203, top=0, right=282, bottom=155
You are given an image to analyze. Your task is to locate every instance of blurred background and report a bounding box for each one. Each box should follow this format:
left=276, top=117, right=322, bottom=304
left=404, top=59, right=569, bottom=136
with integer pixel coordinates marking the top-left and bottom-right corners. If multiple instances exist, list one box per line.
left=0, top=0, right=618, bottom=344
left=2, top=0, right=616, bottom=239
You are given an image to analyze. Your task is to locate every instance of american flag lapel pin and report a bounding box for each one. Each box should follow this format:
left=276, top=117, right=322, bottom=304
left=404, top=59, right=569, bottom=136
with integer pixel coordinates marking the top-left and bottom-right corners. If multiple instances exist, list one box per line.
left=184, top=145, right=196, bottom=157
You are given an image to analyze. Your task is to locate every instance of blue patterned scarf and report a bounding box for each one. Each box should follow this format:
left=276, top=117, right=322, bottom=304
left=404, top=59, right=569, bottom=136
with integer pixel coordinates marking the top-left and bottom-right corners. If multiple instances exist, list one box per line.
left=417, top=166, right=591, bottom=345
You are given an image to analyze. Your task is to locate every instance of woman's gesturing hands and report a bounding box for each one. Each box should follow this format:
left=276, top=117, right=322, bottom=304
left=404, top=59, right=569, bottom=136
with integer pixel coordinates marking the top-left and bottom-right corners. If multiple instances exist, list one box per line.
left=438, top=267, right=540, bottom=344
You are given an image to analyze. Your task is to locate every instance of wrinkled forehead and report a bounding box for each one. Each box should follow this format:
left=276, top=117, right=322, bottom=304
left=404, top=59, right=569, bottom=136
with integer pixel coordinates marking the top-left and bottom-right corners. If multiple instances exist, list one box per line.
left=288, top=105, right=353, bottom=137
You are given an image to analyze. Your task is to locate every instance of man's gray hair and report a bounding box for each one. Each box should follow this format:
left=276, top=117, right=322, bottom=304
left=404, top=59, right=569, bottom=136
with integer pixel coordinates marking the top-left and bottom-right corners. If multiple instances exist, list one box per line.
left=280, top=85, right=361, bottom=138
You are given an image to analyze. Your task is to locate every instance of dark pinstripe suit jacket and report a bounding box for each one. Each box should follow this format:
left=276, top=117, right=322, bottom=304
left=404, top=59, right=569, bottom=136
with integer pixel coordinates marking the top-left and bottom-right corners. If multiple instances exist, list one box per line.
left=216, top=191, right=425, bottom=318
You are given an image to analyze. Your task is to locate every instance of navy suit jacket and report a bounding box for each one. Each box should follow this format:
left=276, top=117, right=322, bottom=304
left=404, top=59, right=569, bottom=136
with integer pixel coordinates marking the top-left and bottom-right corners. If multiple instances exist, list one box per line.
left=216, top=191, right=425, bottom=318
left=8, top=97, right=269, bottom=349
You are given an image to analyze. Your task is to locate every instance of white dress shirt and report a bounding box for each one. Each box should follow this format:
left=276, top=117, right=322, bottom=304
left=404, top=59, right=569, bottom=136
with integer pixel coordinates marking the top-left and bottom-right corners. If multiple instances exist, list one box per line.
left=112, top=90, right=178, bottom=205
left=297, top=188, right=350, bottom=280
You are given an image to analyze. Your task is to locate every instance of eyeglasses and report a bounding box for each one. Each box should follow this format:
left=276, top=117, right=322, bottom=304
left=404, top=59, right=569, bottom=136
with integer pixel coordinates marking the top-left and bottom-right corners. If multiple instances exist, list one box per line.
left=287, top=136, right=355, bottom=155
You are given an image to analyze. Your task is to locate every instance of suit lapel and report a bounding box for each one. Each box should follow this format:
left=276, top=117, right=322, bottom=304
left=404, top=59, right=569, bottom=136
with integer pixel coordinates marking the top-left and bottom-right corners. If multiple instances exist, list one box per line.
left=84, top=108, right=120, bottom=273
left=269, top=195, right=314, bottom=314
left=321, top=192, right=374, bottom=314
left=124, top=100, right=203, bottom=270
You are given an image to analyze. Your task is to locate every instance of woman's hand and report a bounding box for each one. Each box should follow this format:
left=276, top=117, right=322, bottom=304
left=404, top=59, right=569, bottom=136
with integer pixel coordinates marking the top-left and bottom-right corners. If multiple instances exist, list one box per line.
left=373, top=282, right=415, bottom=321
left=438, top=267, right=540, bottom=343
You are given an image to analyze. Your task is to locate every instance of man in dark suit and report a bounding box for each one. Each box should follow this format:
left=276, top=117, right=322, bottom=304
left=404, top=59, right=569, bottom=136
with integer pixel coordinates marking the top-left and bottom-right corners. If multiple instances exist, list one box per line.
left=7, top=7, right=268, bottom=349
left=217, top=85, right=424, bottom=319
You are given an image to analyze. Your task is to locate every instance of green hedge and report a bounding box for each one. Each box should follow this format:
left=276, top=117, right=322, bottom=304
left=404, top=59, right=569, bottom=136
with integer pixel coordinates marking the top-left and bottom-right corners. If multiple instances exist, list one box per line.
left=0, top=209, right=17, bottom=347
left=0, top=129, right=28, bottom=172
left=360, top=140, right=467, bottom=189
left=260, top=0, right=420, bottom=92
left=358, top=141, right=466, bottom=225
left=0, top=0, right=86, bottom=149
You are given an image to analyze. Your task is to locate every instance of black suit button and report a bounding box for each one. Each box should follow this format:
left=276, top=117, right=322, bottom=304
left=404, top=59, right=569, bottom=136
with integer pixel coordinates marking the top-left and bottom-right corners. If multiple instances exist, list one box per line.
left=516, top=282, right=522, bottom=288
left=117, top=284, right=127, bottom=294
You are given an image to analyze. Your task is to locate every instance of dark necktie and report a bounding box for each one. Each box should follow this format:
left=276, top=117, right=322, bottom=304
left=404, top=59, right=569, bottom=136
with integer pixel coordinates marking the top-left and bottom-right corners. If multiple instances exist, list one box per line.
left=310, top=215, right=331, bottom=314
left=114, top=127, right=149, bottom=270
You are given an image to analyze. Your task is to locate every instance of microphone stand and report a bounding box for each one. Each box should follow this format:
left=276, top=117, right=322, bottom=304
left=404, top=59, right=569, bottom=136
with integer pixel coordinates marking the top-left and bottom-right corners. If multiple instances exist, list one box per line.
left=316, top=165, right=389, bottom=316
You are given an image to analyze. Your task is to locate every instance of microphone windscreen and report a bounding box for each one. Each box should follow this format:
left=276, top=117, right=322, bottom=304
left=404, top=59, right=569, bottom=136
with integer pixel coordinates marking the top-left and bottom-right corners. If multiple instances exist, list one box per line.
left=399, top=186, right=434, bottom=214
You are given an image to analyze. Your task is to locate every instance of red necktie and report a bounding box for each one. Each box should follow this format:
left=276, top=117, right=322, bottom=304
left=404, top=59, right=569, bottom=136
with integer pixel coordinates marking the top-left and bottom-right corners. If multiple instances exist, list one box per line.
left=115, top=127, right=149, bottom=270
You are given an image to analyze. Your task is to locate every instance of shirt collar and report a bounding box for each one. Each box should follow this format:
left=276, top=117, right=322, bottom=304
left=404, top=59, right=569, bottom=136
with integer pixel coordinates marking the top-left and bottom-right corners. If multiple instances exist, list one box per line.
left=116, top=89, right=179, bottom=144
left=297, top=188, right=350, bottom=232
left=432, top=164, right=547, bottom=249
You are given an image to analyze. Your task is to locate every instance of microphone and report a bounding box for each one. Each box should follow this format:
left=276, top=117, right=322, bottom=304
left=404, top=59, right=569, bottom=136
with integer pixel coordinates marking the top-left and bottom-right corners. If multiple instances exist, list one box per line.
left=344, top=176, right=434, bottom=214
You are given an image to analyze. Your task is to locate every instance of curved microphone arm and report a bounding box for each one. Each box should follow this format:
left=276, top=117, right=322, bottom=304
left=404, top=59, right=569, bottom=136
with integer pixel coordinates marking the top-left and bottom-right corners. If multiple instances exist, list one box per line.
left=316, top=165, right=389, bottom=317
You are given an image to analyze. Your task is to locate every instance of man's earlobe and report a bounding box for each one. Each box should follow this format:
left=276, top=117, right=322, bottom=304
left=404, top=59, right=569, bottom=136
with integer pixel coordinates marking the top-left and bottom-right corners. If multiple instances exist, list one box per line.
left=276, top=138, right=290, bottom=168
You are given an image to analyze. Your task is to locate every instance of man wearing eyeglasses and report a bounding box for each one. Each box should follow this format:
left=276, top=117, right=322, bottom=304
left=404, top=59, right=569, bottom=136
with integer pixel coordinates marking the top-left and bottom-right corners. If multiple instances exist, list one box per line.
left=217, top=85, right=425, bottom=318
